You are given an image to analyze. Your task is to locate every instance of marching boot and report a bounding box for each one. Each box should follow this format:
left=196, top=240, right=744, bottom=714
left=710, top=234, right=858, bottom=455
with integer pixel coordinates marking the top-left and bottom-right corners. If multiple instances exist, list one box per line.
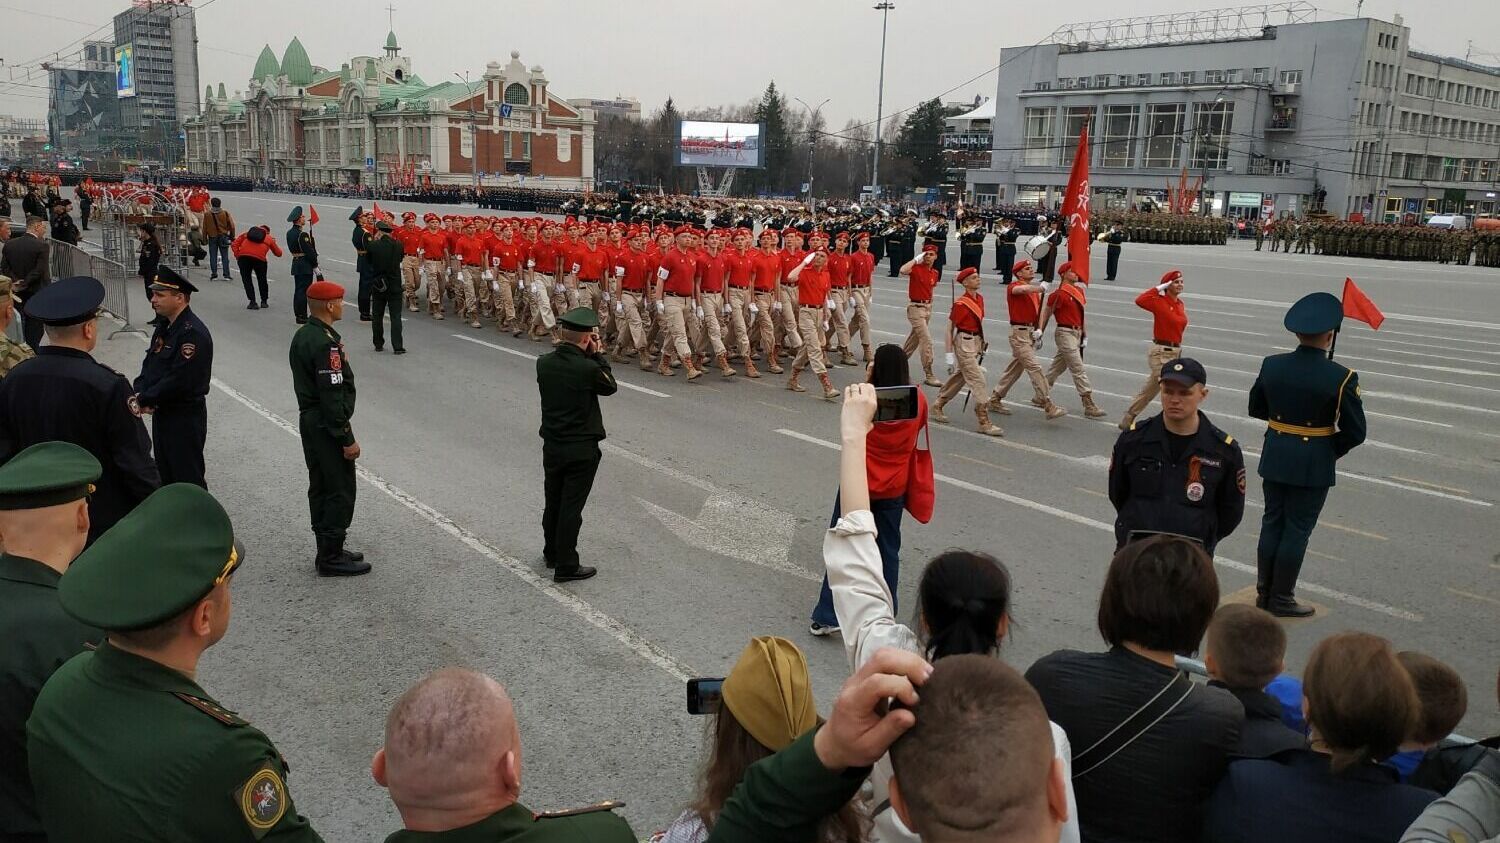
left=931, top=399, right=950, bottom=424
left=839, top=348, right=856, bottom=366
left=640, top=352, right=654, bottom=372
left=744, top=359, right=761, bottom=378
left=988, top=397, right=1012, bottom=415
left=316, top=537, right=371, bottom=577
left=1043, top=401, right=1068, bottom=420
left=786, top=367, right=807, bottom=392
left=657, top=355, right=675, bottom=377
left=339, top=541, right=365, bottom=562
left=1267, top=557, right=1315, bottom=618
left=975, top=404, right=1004, bottom=437
left=686, top=359, right=705, bottom=380
left=1118, top=412, right=1136, bottom=431
left=1081, top=393, right=1108, bottom=419
left=923, top=371, right=943, bottom=387
left=1030, top=396, right=1047, bottom=408
left=862, top=343, right=872, bottom=363
left=768, top=345, right=784, bottom=374
left=818, top=373, right=839, bottom=401
left=715, top=353, right=738, bottom=378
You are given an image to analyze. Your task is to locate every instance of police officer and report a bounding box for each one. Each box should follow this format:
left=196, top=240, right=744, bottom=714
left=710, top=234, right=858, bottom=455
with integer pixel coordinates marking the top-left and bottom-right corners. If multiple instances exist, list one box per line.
left=287, top=206, right=318, bottom=324
left=133, top=266, right=212, bottom=488
left=27, top=484, right=325, bottom=841
left=1108, top=358, right=1245, bottom=556
left=351, top=206, right=374, bottom=322
left=537, top=307, right=617, bottom=583
left=0, top=442, right=102, bottom=843
left=289, top=279, right=368, bottom=576
left=0, top=276, right=159, bottom=542
left=1248, top=293, right=1365, bottom=616
left=366, top=220, right=406, bottom=355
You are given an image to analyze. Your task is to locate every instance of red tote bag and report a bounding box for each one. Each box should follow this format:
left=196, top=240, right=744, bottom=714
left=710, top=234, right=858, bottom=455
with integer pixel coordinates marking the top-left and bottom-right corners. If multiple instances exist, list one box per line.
left=905, top=418, right=935, bottom=523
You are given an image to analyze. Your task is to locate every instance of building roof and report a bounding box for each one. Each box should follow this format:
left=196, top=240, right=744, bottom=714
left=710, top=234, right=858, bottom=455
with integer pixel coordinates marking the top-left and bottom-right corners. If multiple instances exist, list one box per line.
left=252, top=45, right=280, bottom=80
left=385, top=30, right=399, bottom=50
left=281, top=37, right=314, bottom=86
left=952, top=98, right=995, bottom=121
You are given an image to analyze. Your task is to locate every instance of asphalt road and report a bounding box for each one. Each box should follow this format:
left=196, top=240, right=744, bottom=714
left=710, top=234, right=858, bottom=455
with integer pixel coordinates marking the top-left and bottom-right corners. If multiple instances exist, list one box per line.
left=60, top=191, right=1500, bottom=839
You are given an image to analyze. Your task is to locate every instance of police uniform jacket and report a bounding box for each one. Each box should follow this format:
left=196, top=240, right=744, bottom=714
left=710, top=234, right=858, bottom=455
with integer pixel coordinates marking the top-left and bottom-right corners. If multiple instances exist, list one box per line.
left=0, top=553, right=100, bottom=842
left=288, top=225, right=318, bottom=275
left=0, top=348, right=159, bottom=541
left=27, top=640, right=323, bottom=842
left=133, top=306, right=212, bottom=411
left=1248, top=345, right=1365, bottom=488
left=536, top=343, right=616, bottom=449
left=1108, top=412, right=1246, bottom=555
left=289, top=319, right=355, bottom=447
left=382, top=802, right=633, bottom=842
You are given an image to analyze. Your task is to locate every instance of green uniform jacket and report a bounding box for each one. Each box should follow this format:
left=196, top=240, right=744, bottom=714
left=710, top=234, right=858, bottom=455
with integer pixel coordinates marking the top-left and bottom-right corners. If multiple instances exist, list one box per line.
left=27, top=641, right=322, bottom=842
left=536, top=343, right=616, bottom=447
left=0, top=334, right=34, bottom=380
left=0, top=554, right=100, bottom=842
left=1248, top=345, right=1366, bottom=488
left=383, top=802, right=633, bottom=843
left=366, top=235, right=404, bottom=282
left=290, top=318, right=356, bottom=447
left=706, top=729, right=870, bottom=843
left=288, top=225, right=317, bottom=275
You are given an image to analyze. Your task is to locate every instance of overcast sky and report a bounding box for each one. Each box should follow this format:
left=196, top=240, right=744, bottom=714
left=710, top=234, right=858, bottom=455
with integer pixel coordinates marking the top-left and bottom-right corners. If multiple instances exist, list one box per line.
left=3, top=0, right=1496, bottom=130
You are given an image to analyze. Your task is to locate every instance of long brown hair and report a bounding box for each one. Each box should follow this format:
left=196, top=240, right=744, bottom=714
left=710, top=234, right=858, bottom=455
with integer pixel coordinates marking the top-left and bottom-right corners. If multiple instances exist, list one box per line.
left=1304, top=631, right=1420, bottom=774
left=690, top=708, right=865, bottom=843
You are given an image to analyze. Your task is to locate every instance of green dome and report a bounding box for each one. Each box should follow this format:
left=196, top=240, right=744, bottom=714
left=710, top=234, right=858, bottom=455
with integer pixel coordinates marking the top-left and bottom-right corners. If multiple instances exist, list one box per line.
left=216, top=82, right=227, bottom=99
left=252, top=45, right=280, bottom=81
left=385, top=30, right=399, bottom=50
left=281, top=37, right=314, bottom=86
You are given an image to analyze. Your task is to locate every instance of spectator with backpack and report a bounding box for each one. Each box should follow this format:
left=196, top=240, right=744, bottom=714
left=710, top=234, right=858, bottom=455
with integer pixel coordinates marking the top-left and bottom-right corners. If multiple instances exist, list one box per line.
left=232, top=225, right=281, bottom=310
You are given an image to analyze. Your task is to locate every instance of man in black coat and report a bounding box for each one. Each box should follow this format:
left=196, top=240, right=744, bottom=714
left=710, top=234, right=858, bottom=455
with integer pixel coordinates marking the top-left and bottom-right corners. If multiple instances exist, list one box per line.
left=132, top=267, right=212, bottom=487
left=0, top=277, right=159, bottom=542
left=0, top=217, right=51, bottom=349
left=49, top=201, right=80, bottom=246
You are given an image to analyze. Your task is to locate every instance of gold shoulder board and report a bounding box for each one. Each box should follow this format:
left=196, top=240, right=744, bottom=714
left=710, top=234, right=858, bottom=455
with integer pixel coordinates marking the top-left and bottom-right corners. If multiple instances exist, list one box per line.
left=536, top=800, right=625, bottom=819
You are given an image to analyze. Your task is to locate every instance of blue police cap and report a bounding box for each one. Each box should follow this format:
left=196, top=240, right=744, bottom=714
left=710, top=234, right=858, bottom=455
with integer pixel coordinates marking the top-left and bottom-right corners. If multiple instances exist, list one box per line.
left=1283, top=292, right=1343, bottom=335
left=149, top=265, right=198, bottom=294
left=22, top=276, right=105, bottom=326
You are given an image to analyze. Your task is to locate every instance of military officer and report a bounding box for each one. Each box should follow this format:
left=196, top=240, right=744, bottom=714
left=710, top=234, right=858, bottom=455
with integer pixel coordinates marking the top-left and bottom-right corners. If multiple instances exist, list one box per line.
left=0, top=275, right=35, bottom=379
left=287, top=206, right=319, bottom=324
left=133, top=266, right=212, bottom=488
left=537, top=307, right=617, bottom=583
left=0, top=442, right=101, bottom=843
left=1099, top=222, right=1126, bottom=281
left=350, top=206, right=374, bottom=321
left=1108, top=358, right=1245, bottom=556
left=367, top=221, right=406, bottom=355
left=993, top=217, right=1019, bottom=279
left=27, top=483, right=325, bottom=841
left=289, top=279, right=369, bottom=577
left=1248, top=292, right=1366, bottom=617
left=0, top=276, right=159, bottom=542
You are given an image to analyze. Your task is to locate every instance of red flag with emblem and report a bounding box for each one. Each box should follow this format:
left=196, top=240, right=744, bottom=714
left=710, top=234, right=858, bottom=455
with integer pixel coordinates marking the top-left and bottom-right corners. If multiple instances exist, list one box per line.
left=308, top=205, right=320, bottom=226
left=1061, top=124, right=1091, bottom=283
left=1342, top=277, right=1385, bottom=330
left=373, top=201, right=385, bottom=221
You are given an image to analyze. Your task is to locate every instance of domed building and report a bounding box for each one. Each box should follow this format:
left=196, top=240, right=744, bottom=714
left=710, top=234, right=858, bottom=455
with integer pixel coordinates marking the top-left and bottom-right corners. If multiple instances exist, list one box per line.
left=183, top=34, right=597, bottom=190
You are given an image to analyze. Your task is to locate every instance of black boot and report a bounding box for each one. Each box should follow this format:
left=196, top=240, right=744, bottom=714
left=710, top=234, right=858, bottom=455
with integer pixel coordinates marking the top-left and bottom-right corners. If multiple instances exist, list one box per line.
left=1267, top=557, right=1314, bottom=617
left=340, top=542, right=365, bottom=562
left=1254, top=556, right=1273, bottom=610
left=316, top=537, right=371, bottom=577
left=552, top=565, right=597, bottom=583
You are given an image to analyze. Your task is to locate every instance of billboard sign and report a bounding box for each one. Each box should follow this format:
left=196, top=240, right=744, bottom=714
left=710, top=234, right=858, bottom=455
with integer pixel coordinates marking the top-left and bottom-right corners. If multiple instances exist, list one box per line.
left=115, top=44, right=136, bottom=98
left=676, top=120, right=764, bottom=169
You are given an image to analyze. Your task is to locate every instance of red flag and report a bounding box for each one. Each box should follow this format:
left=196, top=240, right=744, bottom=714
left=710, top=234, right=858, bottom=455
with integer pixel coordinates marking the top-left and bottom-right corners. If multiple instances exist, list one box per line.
left=1342, top=277, right=1385, bottom=330
left=308, top=205, right=320, bottom=226
left=1061, top=124, right=1091, bottom=282
left=373, top=201, right=385, bottom=221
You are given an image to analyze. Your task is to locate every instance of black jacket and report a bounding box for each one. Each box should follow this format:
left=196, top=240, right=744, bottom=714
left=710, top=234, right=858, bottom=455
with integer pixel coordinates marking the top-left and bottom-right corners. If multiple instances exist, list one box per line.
left=1109, top=411, right=1246, bottom=555
left=536, top=343, right=616, bottom=447
left=133, top=307, right=213, bottom=410
left=0, top=233, right=49, bottom=298
left=49, top=211, right=80, bottom=246
left=1209, top=681, right=1307, bottom=759
left=137, top=236, right=161, bottom=280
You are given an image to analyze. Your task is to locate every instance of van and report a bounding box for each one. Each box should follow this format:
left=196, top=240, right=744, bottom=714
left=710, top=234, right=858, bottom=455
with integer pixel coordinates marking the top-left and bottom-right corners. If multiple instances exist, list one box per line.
left=1426, top=214, right=1470, bottom=230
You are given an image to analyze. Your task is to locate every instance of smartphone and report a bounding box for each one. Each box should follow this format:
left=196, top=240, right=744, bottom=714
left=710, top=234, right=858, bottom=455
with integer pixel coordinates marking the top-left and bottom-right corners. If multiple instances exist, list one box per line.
left=873, top=385, right=920, bottom=423
left=687, top=678, right=725, bottom=715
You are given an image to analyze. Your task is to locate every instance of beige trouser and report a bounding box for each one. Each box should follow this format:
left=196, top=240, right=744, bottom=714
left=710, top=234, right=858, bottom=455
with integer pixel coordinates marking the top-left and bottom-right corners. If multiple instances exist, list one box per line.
left=661, top=296, right=701, bottom=363
left=697, top=291, right=729, bottom=356
left=615, top=290, right=649, bottom=354
left=792, top=306, right=829, bottom=375
left=826, top=287, right=851, bottom=349
left=493, top=270, right=518, bottom=324
left=579, top=280, right=609, bottom=335
left=777, top=284, right=803, bottom=350
left=1124, top=343, right=1182, bottom=418
left=1044, top=326, right=1093, bottom=397
left=452, top=266, right=480, bottom=319
left=552, top=273, right=575, bottom=317
left=423, top=260, right=447, bottom=307
left=726, top=288, right=755, bottom=358
left=401, top=255, right=422, bottom=306
left=528, top=273, right=556, bottom=331
left=847, top=286, right=872, bottom=349
left=903, top=302, right=935, bottom=374
left=752, top=291, right=777, bottom=355
left=937, top=332, right=990, bottom=405
left=990, top=326, right=1051, bottom=405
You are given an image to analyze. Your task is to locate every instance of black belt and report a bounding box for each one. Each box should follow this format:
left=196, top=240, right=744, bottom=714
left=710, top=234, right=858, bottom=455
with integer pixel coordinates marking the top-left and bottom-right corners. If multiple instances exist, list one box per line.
left=852, top=283, right=871, bottom=288
left=666, top=293, right=692, bottom=298
left=1153, top=339, right=1181, bottom=348
left=800, top=304, right=824, bottom=310
left=729, top=283, right=751, bottom=289
left=1010, top=322, right=1034, bottom=328
left=958, top=330, right=981, bottom=339
left=910, top=299, right=931, bottom=305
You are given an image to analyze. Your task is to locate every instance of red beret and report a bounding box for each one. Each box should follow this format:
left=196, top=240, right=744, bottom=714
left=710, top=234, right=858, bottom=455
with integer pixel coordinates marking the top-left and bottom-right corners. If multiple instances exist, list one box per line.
left=759, top=228, right=778, bottom=238
left=1161, top=269, right=1183, bottom=283
left=1057, top=261, right=1073, bottom=277
left=401, top=211, right=417, bottom=221
left=1012, top=258, right=1032, bottom=274
left=423, top=213, right=439, bottom=223
left=306, top=280, right=344, bottom=301
left=922, top=243, right=939, bottom=254
left=856, top=232, right=870, bottom=240
left=955, top=266, right=979, bottom=282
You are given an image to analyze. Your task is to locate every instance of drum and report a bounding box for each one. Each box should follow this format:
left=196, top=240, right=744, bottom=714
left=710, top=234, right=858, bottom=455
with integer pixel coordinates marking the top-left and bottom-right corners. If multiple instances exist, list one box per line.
left=1024, top=234, right=1052, bottom=259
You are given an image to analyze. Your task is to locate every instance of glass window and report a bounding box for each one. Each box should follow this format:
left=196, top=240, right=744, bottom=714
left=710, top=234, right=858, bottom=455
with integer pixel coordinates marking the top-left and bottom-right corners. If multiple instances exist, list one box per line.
left=1101, top=105, right=1138, bottom=168
left=1206, top=70, right=1225, bottom=85
left=1227, top=69, right=1242, bottom=84
left=522, top=133, right=531, bottom=159
left=1279, top=69, right=1303, bottom=85
left=1190, top=101, right=1233, bottom=170
left=1060, top=106, right=1095, bottom=165
left=1461, top=159, right=1476, bottom=181
left=1388, top=152, right=1403, bottom=177
left=1160, top=72, right=1177, bottom=86
left=1481, top=160, right=1494, bottom=182
left=1094, top=74, right=1111, bottom=88
left=1181, top=71, right=1197, bottom=85
left=503, top=83, right=529, bottom=105
left=1252, top=67, right=1270, bottom=84
left=1076, top=76, right=1090, bottom=89
left=1137, top=73, right=1152, bottom=86
left=1443, top=157, right=1459, bottom=181
left=1144, top=103, right=1185, bottom=167
left=1034, top=81, right=1052, bottom=91
left=503, top=133, right=512, bottom=158
left=1022, top=107, right=1056, bottom=166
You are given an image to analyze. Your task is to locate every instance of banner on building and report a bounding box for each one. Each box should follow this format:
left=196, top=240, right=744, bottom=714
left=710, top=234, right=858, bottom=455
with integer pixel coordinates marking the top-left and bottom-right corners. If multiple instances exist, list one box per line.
left=115, top=44, right=136, bottom=98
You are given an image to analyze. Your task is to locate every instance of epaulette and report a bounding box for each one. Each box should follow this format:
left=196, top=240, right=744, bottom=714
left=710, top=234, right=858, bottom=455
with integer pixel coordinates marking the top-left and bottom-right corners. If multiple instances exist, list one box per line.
left=535, top=800, right=625, bottom=820
left=173, top=692, right=248, bottom=726
left=1224, top=433, right=1234, bottom=445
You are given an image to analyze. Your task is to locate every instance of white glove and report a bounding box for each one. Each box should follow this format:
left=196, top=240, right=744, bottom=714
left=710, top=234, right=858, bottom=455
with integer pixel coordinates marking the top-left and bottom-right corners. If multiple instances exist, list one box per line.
left=531, top=282, right=542, bottom=294
left=1155, top=282, right=1171, bottom=294
left=749, top=303, right=760, bottom=314
left=946, top=352, right=956, bottom=366
left=554, top=283, right=565, bottom=293
left=602, top=292, right=611, bottom=302
left=491, top=257, right=500, bottom=267
left=571, top=263, right=581, bottom=275
left=526, top=258, right=535, bottom=269
left=656, top=301, right=665, bottom=314
left=614, top=266, right=625, bottom=278
left=516, top=277, right=525, bottom=290
left=614, top=302, right=624, bottom=316
left=723, top=303, right=732, bottom=315
left=490, top=280, right=500, bottom=293
left=417, top=248, right=425, bottom=257
left=1031, top=329, right=1043, bottom=343
left=825, top=300, right=836, bottom=311
left=772, top=300, right=782, bottom=312
left=695, top=306, right=704, bottom=318
left=482, top=270, right=493, bottom=281
left=823, top=321, right=831, bottom=332
left=801, top=252, right=816, bottom=266
left=657, top=267, right=670, bottom=281
left=1081, top=337, right=1089, bottom=349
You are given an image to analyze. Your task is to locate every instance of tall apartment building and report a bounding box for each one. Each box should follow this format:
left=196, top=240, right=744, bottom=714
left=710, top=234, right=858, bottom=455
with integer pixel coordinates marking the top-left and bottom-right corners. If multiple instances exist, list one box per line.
left=113, top=0, right=200, bottom=158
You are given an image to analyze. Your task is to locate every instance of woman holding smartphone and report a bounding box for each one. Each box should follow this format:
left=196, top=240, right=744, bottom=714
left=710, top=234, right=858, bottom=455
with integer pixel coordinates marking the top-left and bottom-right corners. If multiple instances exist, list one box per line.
left=808, top=344, right=928, bottom=638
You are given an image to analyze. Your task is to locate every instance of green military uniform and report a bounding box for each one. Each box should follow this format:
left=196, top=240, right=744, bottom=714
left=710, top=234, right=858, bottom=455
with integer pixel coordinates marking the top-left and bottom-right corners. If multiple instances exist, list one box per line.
left=27, top=484, right=324, bottom=841
left=0, top=276, right=35, bottom=379
left=0, top=442, right=101, bottom=843
left=1247, top=292, right=1366, bottom=617
left=288, top=289, right=363, bottom=574
left=537, top=308, right=617, bottom=582
left=366, top=223, right=406, bottom=353
left=384, top=802, right=633, bottom=843
left=705, top=729, right=869, bottom=843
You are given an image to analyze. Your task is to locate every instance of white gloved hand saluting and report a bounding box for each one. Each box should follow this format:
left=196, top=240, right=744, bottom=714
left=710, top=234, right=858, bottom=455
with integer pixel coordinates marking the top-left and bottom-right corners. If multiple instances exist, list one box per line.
left=1155, top=281, right=1171, bottom=295
left=801, top=252, right=817, bottom=266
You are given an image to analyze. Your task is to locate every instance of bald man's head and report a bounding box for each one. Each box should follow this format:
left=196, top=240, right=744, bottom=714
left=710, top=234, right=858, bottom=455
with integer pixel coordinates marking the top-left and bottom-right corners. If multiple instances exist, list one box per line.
left=375, top=668, right=522, bottom=827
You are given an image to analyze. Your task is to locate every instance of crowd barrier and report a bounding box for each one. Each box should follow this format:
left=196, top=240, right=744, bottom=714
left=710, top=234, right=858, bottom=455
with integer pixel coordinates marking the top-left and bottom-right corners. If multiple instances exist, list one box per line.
left=48, top=240, right=147, bottom=339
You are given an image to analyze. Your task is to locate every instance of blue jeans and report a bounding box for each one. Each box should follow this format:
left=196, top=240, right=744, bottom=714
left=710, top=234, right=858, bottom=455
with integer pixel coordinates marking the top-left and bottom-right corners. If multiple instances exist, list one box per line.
left=209, top=236, right=231, bottom=277
left=810, top=493, right=904, bottom=628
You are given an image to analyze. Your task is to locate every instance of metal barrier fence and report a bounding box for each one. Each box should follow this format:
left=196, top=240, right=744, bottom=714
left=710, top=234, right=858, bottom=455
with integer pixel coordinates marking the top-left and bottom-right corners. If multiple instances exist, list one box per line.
left=48, top=240, right=147, bottom=339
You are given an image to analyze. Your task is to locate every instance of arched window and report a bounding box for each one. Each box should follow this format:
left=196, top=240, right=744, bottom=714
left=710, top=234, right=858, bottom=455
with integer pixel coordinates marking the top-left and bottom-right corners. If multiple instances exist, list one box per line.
left=393, top=67, right=404, bottom=82
left=503, top=83, right=529, bottom=106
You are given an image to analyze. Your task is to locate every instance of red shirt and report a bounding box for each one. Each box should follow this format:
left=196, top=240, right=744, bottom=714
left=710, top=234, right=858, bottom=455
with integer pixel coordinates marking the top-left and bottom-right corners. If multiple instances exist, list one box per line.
left=1136, top=287, right=1188, bottom=343
left=492, top=240, right=525, bottom=272
left=796, top=266, right=831, bottom=307
left=1048, top=284, right=1087, bottom=329
left=750, top=250, right=781, bottom=292
left=660, top=248, right=697, bottom=296
left=479, top=231, right=501, bottom=259
left=531, top=241, right=561, bottom=274
left=779, top=249, right=807, bottom=283
left=827, top=252, right=852, bottom=288
left=850, top=251, right=875, bottom=286
left=187, top=192, right=209, bottom=212
left=950, top=292, right=985, bottom=334
left=616, top=248, right=650, bottom=292
left=1005, top=281, right=1042, bottom=324
left=393, top=226, right=422, bottom=256
left=724, top=247, right=754, bottom=288
left=455, top=234, right=487, bottom=266
left=867, top=391, right=927, bottom=499
left=697, top=249, right=729, bottom=293
left=444, top=229, right=461, bottom=254
left=418, top=230, right=449, bottom=258
left=563, top=240, right=587, bottom=276
left=576, top=245, right=609, bottom=281
left=907, top=265, right=938, bottom=302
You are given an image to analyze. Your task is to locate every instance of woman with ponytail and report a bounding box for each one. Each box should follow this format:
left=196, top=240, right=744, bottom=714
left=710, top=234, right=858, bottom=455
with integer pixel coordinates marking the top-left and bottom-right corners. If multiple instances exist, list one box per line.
left=823, top=382, right=1079, bottom=843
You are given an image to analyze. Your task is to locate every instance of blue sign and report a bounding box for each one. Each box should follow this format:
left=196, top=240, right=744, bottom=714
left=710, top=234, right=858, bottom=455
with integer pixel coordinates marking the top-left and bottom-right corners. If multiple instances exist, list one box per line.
left=364, top=157, right=375, bottom=170
left=500, top=103, right=513, bottom=119
left=1404, top=199, right=1420, bottom=213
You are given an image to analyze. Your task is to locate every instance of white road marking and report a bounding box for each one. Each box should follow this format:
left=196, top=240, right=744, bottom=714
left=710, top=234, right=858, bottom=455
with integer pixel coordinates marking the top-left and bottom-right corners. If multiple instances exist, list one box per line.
left=208, top=377, right=694, bottom=681
left=452, top=334, right=670, bottom=398
left=1237, top=445, right=1491, bottom=507
left=775, top=429, right=1422, bottom=621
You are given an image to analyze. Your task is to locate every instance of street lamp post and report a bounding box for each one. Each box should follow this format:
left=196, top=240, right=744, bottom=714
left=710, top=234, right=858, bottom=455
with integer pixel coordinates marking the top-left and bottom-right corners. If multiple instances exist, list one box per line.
left=872, top=2, right=894, bottom=199
left=455, top=72, right=480, bottom=191
left=794, top=96, right=829, bottom=215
